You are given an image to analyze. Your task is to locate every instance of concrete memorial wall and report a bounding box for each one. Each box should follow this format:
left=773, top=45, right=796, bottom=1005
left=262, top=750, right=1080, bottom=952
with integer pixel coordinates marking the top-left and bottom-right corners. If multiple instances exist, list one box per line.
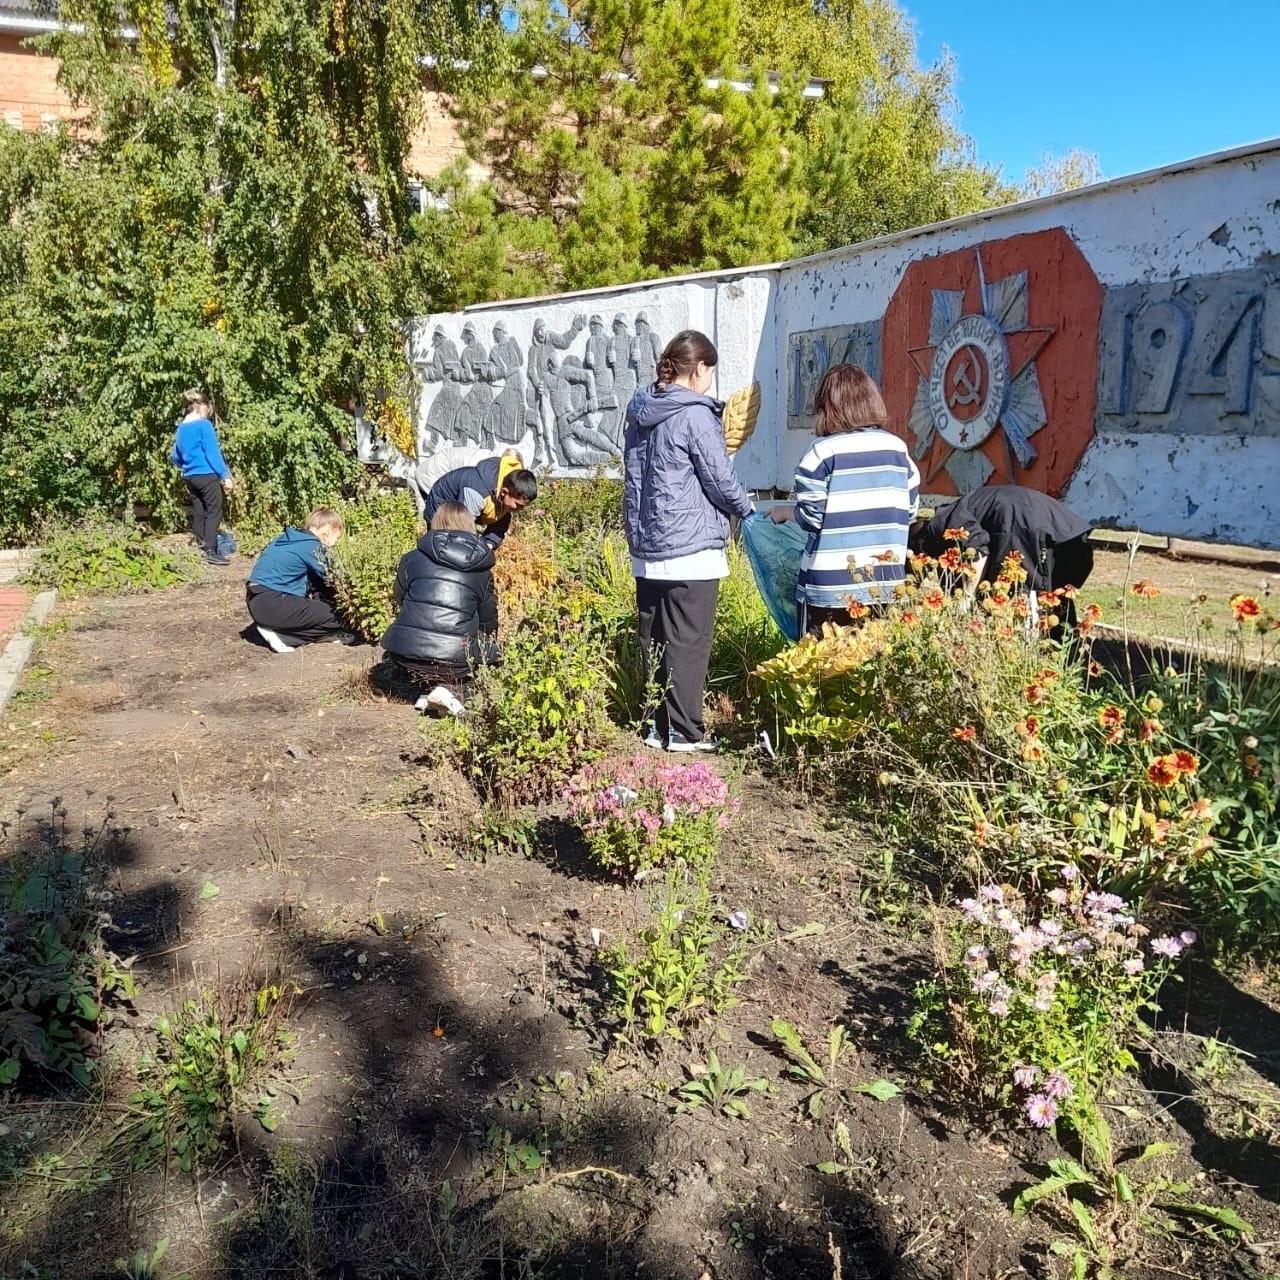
left=379, top=139, right=1280, bottom=548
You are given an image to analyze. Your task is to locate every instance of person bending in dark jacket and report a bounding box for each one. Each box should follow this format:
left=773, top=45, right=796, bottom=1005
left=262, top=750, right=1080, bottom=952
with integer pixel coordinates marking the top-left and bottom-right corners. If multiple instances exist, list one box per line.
left=380, top=502, right=499, bottom=717
left=246, top=508, right=354, bottom=652
left=912, top=486, right=1093, bottom=594
left=424, top=451, right=537, bottom=552
left=623, top=329, right=754, bottom=752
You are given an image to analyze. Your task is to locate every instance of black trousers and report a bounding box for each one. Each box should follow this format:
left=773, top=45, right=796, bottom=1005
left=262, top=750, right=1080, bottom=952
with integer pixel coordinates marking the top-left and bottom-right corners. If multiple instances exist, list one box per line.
left=636, top=577, right=719, bottom=744
left=387, top=655, right=469, bottom=694
left=246, top=584, right=346, bottom=644
left=185, top=473, right=223, bottom=554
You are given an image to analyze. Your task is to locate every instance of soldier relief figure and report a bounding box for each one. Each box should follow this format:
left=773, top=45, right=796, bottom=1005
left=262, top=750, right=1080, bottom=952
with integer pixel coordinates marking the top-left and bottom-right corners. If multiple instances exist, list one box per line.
left=412, top=310, right=661, bottom=473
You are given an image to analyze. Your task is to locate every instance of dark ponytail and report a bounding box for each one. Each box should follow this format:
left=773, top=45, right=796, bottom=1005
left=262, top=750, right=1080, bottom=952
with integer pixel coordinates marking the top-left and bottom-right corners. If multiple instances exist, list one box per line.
left=655, top=329, right=718, bottom=388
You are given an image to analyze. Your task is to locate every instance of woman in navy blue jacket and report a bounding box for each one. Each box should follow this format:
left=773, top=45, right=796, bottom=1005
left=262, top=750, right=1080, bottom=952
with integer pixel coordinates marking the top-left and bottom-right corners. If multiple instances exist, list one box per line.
left=623, top=330, right=753, bottom=752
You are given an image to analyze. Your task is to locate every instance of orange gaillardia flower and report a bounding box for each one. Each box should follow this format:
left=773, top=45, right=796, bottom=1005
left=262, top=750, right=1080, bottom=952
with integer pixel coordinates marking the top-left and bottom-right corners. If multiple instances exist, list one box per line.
left=1230, top=594, right=1262, bottom=622
left=1016, top=716, right=1040, bottom=738
left=1024, top=683, right=1047, bottom=705
left=953, top=725, right=977, bottom=741
left=943, top=527, right=970, bottom=542
left=1022, top=741, right=1045, bottom=763
left=939, top=547, right=964, bottom=572
left=1139, top=718, right=1163, bottom=743
left=923, top=588, right=945, bottom=610
left=1098, top=705, right=1124, bottom=730
left=1131, top=578, right=1160, bottom=599
left=1147, top=751, right=1197, bottom=786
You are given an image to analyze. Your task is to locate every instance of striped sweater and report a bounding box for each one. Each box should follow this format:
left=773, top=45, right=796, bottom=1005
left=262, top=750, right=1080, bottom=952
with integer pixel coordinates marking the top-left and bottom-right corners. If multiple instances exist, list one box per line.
left=793, top=428, right=921, bottom=608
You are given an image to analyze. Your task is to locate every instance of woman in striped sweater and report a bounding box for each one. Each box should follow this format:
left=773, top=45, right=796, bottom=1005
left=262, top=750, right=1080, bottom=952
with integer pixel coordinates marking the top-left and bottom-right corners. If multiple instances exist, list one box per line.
left=767, top=365, right=919, bottom=635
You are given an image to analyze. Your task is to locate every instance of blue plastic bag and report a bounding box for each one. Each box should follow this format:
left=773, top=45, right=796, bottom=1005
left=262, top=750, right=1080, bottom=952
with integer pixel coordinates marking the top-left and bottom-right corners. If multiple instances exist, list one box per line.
left=740, top=513, right=807, bottom=643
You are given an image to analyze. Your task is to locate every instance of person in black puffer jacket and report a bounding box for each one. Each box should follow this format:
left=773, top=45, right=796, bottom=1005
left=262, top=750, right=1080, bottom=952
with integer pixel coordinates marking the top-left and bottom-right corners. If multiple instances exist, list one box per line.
left=381, top=502, right=499, bottom=716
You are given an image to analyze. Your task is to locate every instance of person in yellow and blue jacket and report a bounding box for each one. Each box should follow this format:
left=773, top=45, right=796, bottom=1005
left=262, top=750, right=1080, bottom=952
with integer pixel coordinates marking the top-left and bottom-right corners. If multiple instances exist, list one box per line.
left=423, top=450, right=538, bottom=552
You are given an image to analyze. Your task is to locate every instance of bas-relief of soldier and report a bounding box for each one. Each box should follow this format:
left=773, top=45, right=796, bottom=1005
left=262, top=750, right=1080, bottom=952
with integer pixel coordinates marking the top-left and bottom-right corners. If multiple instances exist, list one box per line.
left=454, top=321, right=495, bottom=449
left=607, top=313, right=638, bottom=447
left=485, top=322, right=527, bottom=446
left=412, top=309, right=662, bottom=473
left=423, top=326, right=464, bottom=448
left=526, top=315, right=586, bottom=469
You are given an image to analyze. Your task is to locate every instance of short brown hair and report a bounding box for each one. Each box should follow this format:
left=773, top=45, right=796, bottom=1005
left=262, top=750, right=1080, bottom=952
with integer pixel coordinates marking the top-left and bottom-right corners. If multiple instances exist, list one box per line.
left=304, top=507, right=345, bottom=539
left=430, top=501, right=477, bottom=533
left=814, top=364, right=888, bottom=437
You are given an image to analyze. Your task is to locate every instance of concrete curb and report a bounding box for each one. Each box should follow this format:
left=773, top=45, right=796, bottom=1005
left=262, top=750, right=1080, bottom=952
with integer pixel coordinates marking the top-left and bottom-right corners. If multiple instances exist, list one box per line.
left=0, top=589, right=57, bottom=717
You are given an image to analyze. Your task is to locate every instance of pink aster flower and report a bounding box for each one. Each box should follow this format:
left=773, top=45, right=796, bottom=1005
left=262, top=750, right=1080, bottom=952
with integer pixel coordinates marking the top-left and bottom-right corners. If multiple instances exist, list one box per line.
left=1060, top=863, right=1079, bottom=883
left=1046, top=887, right=1069, bottom=906
left=1025, top=1094, right=1058, bottom=1128
left=1150, top=935, right=1183, bottom=959
left=1043, top=1072, right=1074, bottom=1100
left=1179, top=930, right=1197, bottom=946
left=1012, top=1064, right=1041, bottom=1089
left=1122, top=957, right=1145, bottom=976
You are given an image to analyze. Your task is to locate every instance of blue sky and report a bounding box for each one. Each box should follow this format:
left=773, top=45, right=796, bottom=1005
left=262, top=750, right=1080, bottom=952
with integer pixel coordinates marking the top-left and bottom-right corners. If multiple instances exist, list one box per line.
left=903, top=0, right=1280, bottom=184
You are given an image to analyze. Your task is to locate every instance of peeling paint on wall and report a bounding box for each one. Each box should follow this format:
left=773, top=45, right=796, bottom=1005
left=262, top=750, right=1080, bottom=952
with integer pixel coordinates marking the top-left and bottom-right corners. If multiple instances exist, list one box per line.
left=388, top=141, right=1280, bottom=548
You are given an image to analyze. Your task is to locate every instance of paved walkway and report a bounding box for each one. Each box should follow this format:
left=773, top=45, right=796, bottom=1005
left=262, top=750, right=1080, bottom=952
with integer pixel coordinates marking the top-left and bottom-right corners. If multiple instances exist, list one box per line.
left=0, top=584, right=29, bottom=649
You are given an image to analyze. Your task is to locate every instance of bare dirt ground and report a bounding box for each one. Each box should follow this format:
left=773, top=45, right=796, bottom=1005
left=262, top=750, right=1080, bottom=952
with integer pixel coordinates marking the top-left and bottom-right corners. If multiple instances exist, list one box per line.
left=1, top=565, right=1277, bottom=1280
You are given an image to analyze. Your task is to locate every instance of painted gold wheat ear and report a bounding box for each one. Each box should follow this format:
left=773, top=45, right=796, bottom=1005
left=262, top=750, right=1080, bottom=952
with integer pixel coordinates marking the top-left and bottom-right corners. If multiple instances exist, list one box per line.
left=722, top=382, right=761, bottom=456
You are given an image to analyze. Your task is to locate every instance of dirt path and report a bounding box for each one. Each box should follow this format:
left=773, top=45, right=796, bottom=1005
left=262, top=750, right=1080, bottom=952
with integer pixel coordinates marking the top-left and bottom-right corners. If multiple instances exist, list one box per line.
left=1, top=569, right=1277, bottom=1279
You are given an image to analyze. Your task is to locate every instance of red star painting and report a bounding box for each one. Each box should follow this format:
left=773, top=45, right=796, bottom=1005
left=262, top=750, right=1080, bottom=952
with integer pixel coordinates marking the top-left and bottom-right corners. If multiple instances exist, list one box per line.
left=881, top=228, right=1104, bottom=498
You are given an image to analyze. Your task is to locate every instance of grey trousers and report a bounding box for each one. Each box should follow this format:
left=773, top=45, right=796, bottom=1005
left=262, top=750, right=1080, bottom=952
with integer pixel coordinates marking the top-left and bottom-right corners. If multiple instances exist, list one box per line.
left=636, top=577, right=719, bottom=744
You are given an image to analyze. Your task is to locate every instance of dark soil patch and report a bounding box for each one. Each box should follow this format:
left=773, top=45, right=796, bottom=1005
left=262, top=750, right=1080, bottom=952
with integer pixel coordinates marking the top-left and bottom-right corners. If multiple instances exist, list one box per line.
left=0, top=569, right=1277, bottom=1279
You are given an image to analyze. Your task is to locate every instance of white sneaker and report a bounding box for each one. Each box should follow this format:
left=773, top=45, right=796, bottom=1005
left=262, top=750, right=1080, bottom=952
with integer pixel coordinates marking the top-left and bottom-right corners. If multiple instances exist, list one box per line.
left=257, top=626, right=297, bottom=654
left=423, top=685, right=465, bottom=718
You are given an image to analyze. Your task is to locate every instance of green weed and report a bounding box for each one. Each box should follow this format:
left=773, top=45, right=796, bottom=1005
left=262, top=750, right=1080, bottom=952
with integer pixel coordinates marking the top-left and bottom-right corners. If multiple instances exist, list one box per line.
left=602, top=864, right=752, bottom=1043
left=127, top=978, right=294, bottom=1173
left=674, top=1050, right=770, bottom=1120
left=22, top=520, right=202, bottom=595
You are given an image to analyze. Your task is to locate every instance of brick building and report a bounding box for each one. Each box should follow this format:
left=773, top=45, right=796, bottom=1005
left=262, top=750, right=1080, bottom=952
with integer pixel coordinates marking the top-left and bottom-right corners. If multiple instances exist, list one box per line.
left=0, top=0, right=467, bottom=176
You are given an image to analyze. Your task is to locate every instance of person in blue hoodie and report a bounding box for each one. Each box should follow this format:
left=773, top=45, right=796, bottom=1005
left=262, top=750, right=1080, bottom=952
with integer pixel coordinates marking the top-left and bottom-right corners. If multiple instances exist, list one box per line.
left=245, top=508, right=355, bottom=652
left=170, top=389, right=235, bottom=565
left=623, top=330, right=754, bottom=752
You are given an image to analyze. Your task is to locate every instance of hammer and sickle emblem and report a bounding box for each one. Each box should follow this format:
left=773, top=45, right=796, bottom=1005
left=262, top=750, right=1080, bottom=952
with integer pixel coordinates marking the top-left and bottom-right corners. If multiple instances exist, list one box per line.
left=949, top=351, right=983, bottom=408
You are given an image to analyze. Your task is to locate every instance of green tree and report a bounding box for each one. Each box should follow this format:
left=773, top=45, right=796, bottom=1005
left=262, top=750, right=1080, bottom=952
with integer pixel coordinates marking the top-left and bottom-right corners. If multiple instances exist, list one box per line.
left=1021, top=147, right=1104, bottom=199
left=448, top=0, right=807, bottom=293
left=438, top=0, right=1015, bottom=297
left=0, top=0, right=497, bottom=542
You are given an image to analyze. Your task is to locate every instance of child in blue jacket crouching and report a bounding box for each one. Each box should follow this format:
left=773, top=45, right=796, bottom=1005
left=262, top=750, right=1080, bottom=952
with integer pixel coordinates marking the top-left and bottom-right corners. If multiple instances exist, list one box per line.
left=245, top=508, right=355, bottom=652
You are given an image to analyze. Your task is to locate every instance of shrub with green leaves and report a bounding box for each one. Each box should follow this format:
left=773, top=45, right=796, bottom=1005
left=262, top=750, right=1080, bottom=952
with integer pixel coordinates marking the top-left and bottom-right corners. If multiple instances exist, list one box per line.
left=22, top=520, right=203, bottom=595
left=534, top=469, right=623, bottom=539
left=328, top=490, right=422, bottom=642
left=464, top=603, right=613, bottom=807
left=0, top=835, right=136, bottom=1087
